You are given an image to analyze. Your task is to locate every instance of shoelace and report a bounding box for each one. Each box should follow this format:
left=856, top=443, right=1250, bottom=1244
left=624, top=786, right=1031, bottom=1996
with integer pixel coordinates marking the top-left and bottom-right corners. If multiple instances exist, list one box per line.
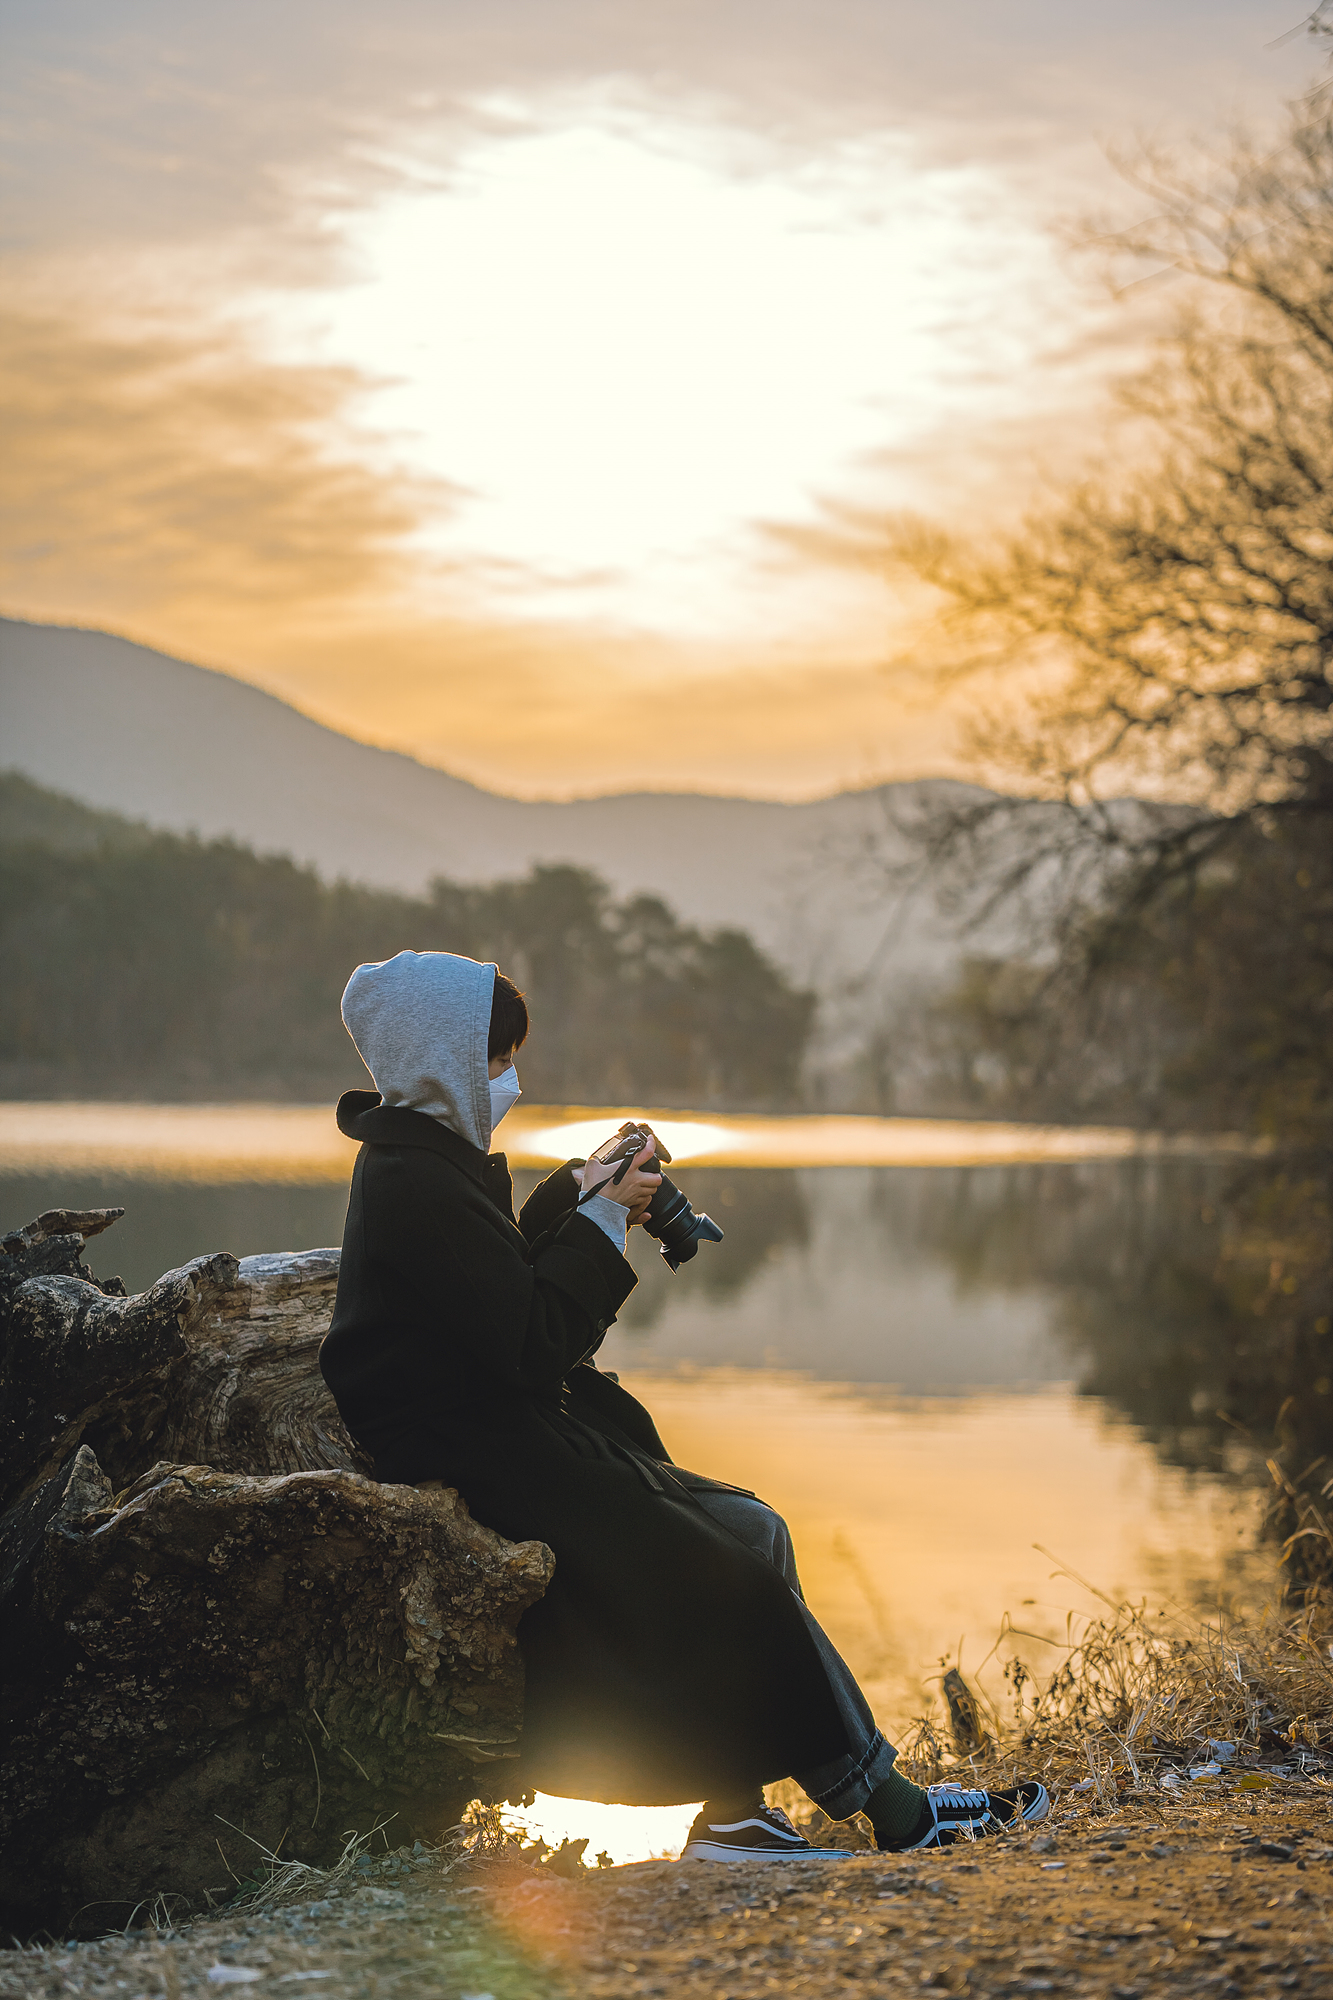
left=764, top=1807, right=800, bottom=1835
left=929, top=1786, right=990, bottom=1811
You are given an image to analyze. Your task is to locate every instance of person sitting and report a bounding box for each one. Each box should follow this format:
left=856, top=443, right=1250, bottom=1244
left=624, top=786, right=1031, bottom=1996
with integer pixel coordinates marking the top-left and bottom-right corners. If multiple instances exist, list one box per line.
left=319, top=948, right=1049, bottom=1859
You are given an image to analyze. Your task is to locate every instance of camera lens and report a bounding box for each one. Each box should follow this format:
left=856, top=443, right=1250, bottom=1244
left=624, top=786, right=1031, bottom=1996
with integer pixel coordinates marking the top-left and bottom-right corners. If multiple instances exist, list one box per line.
left=641, top=1173, right=725, bottom=1271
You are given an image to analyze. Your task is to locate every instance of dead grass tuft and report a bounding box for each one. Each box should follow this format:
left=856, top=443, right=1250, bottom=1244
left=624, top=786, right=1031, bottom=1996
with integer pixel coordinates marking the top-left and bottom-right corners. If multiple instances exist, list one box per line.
left=891, top=1558, right=1333, bottom=1809
left=219, top=1819, right=404, bottom=1915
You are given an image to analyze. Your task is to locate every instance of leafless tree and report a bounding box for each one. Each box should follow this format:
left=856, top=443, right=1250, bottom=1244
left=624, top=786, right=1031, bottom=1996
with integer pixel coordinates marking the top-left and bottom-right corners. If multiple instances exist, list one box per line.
left=875, top=95, right=1333, bottom=1137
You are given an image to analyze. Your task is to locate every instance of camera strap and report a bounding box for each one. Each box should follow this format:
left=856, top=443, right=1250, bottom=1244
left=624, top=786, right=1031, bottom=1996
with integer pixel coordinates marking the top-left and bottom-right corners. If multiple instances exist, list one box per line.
left=522, top=1152, right=644, bottom=1262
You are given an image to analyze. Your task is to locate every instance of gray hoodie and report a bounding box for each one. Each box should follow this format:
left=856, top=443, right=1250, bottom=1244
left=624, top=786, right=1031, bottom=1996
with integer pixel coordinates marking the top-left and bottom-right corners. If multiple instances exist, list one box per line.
left=339, top=948, right=627, bottom=1247
left=341, top=949, right=497, bottom=1151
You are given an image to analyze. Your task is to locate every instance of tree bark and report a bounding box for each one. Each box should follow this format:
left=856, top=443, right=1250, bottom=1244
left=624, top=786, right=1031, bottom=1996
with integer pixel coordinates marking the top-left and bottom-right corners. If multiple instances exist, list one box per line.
left=0, top=1210, right=552, bottom=1938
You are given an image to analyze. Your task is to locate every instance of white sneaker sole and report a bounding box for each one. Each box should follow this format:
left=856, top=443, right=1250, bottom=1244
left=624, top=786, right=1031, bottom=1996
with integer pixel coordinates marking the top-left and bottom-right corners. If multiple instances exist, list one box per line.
left=680, top=1840, right=855, bottom=1863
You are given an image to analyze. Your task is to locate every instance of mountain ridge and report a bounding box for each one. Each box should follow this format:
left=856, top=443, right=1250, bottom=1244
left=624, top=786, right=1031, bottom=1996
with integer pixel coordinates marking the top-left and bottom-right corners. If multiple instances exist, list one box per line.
left=0, top=614, right=935, bottom=813
left=1, top=613, right=985, bottom=931
left=1, top=616, right=1002, bottom=1089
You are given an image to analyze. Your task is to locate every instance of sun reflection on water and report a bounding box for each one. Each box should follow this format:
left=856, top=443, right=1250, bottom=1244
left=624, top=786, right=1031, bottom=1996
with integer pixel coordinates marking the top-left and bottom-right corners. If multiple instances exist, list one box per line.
left=0, top=1099, right=1259, bottom=1182
left=504, top=1794, right=699, bottom=1868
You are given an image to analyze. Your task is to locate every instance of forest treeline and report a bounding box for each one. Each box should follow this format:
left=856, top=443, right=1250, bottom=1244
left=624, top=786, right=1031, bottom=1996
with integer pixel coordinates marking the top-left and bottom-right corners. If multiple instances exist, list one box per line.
left=897, top=812, right=1331, bottom=1145
left=0, top=772, right=814, bottom=1106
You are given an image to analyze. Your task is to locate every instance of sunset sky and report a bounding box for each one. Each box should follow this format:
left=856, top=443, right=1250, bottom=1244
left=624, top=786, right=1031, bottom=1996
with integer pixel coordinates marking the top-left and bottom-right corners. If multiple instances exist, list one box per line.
left=1, top=0, right=1321, bottom=798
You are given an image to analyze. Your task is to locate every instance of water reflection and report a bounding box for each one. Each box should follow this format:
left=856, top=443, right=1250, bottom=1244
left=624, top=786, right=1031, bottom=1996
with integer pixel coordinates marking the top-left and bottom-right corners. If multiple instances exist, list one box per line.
left=0, top=1098, right=1254, bottom=1178
left=546, top=1167, right=1069, bottom=1391
left=618, top=1372, right=1263, bottom=1713
left=0, top=1170, right=351, bottom=1296
left=570, top=1158, right=1278, bottom=1480
left=1, top=1155, right=1256, bottom=1431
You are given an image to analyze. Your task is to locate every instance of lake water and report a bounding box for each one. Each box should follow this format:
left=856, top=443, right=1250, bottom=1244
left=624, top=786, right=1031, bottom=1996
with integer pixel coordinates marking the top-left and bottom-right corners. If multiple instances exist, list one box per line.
left=1, top=1103, right=1271, bottom=1862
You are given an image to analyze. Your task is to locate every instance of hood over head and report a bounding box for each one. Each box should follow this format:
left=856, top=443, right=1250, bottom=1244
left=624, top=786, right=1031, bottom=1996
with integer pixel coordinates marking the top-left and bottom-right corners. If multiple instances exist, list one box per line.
left=341, top=950, right=498, bottom=1151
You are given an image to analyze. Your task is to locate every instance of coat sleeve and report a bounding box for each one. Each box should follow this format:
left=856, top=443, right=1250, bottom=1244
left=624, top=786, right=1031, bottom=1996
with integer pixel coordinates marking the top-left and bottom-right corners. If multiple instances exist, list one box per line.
left=365, top=1147, right=637, bottom=1397
left=516, top=1161, right=582, bottom=1244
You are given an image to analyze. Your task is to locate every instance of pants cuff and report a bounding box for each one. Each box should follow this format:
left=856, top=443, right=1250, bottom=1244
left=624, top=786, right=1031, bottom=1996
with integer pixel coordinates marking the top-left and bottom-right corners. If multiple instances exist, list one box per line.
left=796, top=1727, right=898, bottom=1822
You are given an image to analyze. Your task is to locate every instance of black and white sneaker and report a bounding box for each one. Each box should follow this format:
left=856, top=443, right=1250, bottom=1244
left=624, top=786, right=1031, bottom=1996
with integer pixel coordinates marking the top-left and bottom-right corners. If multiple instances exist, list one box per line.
left=680, top=1802, right=853, bottom=1863
left=880, top=1780, right=1050, bottom=1851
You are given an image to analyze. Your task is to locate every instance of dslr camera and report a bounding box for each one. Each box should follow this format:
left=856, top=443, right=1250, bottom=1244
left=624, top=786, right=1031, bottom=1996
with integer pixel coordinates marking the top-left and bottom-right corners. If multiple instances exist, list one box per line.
left=586, top=1122, right=725, bottom=1272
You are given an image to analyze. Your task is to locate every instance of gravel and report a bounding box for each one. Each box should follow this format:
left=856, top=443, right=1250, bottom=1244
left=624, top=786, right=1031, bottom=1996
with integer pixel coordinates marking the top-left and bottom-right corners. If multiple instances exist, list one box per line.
left=3, top=1788, right=1331, bottom=1998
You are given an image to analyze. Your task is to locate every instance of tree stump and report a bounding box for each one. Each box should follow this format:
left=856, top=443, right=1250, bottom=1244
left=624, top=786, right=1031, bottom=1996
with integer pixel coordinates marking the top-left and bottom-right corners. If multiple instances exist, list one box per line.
left=0, top=1208, right=553, bottom=1938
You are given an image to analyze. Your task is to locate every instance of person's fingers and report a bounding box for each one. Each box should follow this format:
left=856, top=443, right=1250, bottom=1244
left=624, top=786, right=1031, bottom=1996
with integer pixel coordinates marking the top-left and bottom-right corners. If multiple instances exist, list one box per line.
left=582, top=1150, right=662, bottom=1209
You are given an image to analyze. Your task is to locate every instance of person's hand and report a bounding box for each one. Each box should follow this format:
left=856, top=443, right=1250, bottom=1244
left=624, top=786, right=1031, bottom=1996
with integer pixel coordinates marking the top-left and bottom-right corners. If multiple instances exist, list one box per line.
left=624, top=1183, right=656, bottom=1228
left=573, top=1140, right=661, bottom=1215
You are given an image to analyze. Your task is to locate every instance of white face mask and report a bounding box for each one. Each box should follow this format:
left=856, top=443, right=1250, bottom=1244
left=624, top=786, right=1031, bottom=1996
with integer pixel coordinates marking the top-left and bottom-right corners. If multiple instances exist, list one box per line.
left=488, top=1064, right=522, bottom=1133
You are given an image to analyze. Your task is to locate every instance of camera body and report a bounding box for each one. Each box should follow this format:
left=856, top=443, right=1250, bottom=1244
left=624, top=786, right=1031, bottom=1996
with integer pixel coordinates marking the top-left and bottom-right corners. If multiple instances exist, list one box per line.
left=586, top=1122, right=725, bottom=1272
left=588, top=1121, right=674, bottom=1171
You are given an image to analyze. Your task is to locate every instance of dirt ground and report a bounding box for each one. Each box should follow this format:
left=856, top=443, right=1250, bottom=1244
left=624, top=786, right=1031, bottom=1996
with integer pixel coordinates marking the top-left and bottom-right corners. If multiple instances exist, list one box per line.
left=4, top=1785, right=1331, bottom=1999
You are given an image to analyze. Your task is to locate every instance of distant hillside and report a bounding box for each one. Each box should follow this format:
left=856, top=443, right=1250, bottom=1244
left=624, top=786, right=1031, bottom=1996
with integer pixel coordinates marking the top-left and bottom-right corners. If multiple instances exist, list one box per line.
left=0, top=769, right=152, bottom=852
left=0, top=774, right=814, bottom=1104
left=0, top=616, right=1018, bottom=1098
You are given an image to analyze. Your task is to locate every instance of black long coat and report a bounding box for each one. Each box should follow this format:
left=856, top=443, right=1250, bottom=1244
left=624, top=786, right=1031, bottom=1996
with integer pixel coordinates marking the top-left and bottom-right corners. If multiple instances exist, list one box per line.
left=319, top=1091, right=848, bottom=1804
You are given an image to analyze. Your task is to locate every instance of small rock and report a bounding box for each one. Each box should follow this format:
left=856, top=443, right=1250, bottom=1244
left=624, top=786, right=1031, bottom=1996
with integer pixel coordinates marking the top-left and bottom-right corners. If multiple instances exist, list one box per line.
left=207, top=1971, right=262, bottom=1987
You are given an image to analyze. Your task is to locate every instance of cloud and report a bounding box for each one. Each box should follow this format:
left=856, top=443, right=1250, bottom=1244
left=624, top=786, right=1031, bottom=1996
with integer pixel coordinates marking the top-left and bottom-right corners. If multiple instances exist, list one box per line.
left=0, top=0, right=1319, bottom=798
left=0, top=292, right=965, bottom=797
left=5, top=0, right=1316, bottom=270
left=0, top=303, right=454, bottom=626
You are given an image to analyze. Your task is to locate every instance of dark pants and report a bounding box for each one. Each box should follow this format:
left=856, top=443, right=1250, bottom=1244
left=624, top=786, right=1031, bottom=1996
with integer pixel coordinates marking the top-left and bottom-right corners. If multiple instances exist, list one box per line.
left=686, top=1477, right=898, bottom=1818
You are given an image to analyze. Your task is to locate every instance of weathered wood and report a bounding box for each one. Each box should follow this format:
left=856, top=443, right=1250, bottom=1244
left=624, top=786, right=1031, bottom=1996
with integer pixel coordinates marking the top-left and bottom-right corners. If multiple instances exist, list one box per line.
left=0, top=1211, right=553, bottom=1938
left=1, top=1231, right=363, bottom=1509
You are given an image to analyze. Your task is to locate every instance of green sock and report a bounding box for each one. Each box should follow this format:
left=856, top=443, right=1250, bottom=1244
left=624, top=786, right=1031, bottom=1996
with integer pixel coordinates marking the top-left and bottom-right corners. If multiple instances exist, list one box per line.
left=864, top=1769, right=928, bottom=1844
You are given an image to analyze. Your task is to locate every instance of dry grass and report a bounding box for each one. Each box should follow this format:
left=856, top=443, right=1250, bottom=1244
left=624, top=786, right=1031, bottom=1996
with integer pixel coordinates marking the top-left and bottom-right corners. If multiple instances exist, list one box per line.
left=214, top=1804, right=530, bottom=1918
left=218, top=1819, right=418, bottom=1916
left=772, top=1551, right=1333, bottom=1847
left=217, top=1799, right=587, bottom=1923
left=891, top=1559, right=1333, bottom=1811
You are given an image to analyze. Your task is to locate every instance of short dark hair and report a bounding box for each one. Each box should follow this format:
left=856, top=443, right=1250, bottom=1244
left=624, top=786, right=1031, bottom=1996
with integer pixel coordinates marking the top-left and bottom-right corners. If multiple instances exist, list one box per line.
left=488, top=970, right=530, bottom=1060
